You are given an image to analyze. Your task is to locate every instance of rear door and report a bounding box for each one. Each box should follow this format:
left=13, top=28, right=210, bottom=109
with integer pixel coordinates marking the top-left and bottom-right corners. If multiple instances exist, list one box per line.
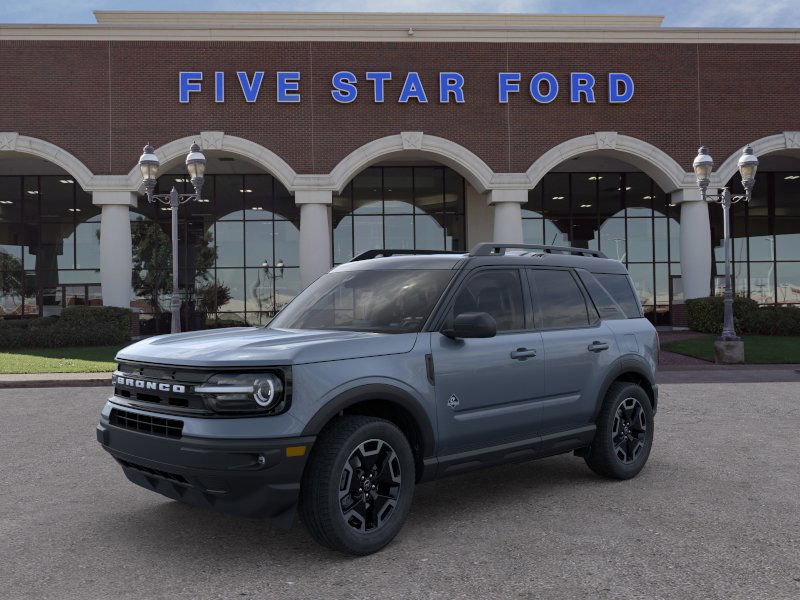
left=431, top=267, right=545, bottom=455
left=526, top=268, right=616, bottom=433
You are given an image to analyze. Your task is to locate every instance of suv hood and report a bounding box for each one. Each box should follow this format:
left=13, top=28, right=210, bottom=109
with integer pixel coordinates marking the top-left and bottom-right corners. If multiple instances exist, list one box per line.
left=116, top=327, right=418, bottom=368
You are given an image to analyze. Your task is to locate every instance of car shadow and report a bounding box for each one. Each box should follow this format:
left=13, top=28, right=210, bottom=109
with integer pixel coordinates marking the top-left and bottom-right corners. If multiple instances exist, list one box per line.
left=99, top=453, right=607, bottom=563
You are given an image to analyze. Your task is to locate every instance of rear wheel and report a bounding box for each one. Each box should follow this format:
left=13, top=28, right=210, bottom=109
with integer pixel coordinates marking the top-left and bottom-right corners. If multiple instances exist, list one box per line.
left=299, top=416, right=415, bottom=555
left=584, top=382, right=654, bottom=480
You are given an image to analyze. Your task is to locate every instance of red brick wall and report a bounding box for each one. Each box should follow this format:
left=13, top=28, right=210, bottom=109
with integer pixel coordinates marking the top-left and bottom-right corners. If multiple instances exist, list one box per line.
left=1, top=39, right=798, bottom=177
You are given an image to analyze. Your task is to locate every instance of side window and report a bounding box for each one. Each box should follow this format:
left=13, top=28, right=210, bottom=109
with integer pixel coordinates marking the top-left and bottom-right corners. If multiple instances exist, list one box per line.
left=576, top=269, right=626, bottom=320
left=594, top=273, right=643, bottom=318
left=528, top=269, right=590, bottom=329
left=447, top=269, right=525, bottom=332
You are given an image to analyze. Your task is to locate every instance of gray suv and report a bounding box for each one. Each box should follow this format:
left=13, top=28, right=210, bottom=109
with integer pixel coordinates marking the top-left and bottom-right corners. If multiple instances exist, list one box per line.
left=97, top=243, right=658, bottom=555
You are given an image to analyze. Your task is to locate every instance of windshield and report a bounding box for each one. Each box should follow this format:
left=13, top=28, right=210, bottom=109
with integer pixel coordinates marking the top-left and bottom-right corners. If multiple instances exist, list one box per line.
left=269, top=269, right=455, bottom=333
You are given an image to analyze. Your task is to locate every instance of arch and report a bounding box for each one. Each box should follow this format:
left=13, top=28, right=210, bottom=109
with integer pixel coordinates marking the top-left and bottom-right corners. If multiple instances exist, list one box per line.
left=123, top=132, right=298, bottom=193
left=328, top=132, right=496, bottom=194
left=0, top=132, right=95, bottom=190
left=713, top=131, right=800, bottom=186
left=526, top=132, right=691, bottom=193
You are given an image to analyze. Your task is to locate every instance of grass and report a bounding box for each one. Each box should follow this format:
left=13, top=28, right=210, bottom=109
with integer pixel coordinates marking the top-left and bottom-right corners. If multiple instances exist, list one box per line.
left=663, top=335, right=800, bottom=364
left=0, top=345, right=124, bottom=374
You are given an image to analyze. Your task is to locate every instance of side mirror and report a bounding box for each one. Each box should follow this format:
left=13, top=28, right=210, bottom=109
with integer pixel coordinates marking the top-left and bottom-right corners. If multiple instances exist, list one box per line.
left=442, top=312, right=497, bottom=339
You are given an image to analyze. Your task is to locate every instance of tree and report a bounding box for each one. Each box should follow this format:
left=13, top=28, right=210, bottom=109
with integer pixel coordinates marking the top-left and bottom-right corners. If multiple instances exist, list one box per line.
left=130, top=218, right=219, bottom=331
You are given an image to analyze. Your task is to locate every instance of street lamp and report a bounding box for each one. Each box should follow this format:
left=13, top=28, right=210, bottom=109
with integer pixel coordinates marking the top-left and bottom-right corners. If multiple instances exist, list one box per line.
left=138, top=142, right=206, bottom=333
left=692, top=145, right=758, bottom=358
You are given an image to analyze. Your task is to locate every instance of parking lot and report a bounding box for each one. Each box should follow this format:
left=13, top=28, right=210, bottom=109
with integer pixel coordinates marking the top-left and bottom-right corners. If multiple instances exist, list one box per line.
left=1, top=382, right=799, bottom=600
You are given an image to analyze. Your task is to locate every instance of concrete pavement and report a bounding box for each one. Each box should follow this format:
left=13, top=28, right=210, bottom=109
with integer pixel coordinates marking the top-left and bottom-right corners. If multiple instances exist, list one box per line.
left=1, top=383, right=799, bottom=599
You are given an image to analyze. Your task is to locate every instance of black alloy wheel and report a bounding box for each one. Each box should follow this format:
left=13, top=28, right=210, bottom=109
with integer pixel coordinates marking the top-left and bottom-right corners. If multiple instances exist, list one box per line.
left=338, top=439, right=402, bottom=532
left=612, top=397, right=648, bottom=464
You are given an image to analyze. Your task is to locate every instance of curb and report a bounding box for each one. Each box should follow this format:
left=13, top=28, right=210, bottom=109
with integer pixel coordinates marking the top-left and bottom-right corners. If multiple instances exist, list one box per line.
left=0, top=377, right=111, bottom=389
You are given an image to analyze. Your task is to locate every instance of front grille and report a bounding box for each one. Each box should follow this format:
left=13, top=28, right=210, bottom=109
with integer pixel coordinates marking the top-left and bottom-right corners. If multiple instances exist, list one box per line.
left=113, top=362, right=210, bottom=414
left=117, top=458, right=188, bottom=483
left=109, top=408, right=183, bottom=439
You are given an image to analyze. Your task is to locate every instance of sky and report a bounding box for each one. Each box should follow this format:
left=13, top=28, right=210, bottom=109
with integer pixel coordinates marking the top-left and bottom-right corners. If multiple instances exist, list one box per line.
left=1, top=0, right=799, bottom=27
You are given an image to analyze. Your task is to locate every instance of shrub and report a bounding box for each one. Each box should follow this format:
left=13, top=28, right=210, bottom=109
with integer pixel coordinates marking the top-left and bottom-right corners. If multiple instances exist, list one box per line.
left=686, top=296, right=800, bottom=336
left=686, top=296, right=759, bottom=335
left=0, top=306, right=132, bottom=349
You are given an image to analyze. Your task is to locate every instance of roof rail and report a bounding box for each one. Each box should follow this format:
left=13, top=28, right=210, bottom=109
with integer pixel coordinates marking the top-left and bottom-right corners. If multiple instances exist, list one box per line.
left=349, top=249, right=466, bottom=262
left=469, top=243, right=608, bottom=259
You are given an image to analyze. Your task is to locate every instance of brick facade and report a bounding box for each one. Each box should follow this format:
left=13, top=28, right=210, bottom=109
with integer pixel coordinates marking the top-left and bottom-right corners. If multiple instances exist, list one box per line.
left=1, top=39, right=799, bottom=177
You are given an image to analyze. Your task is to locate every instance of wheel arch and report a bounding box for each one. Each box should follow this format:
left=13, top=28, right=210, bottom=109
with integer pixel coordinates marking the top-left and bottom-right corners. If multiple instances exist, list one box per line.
left=301, top=384, right=436, bottom=481
left=594, top=357, right=658, bottom=420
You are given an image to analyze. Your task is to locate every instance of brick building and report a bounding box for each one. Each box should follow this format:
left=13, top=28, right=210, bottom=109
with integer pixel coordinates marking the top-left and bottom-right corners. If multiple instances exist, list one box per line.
left=1, top=11, right=798, bottom=331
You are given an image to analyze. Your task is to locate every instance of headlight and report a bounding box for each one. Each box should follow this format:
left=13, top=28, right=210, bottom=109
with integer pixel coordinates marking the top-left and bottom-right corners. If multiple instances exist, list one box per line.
left=195, top=373, right=285, bottom=414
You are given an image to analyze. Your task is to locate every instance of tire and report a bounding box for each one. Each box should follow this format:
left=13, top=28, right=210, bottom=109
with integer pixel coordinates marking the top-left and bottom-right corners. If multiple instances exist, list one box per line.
left=299, top=416, right=415, bottom=555
left=584, top=382, right=654, bottom=480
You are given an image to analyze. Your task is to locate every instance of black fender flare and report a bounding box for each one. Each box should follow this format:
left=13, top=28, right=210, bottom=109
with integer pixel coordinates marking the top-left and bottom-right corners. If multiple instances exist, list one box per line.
left=593, top=355, right=657, bottom=420
left=301, top=383, right=436, bottom=458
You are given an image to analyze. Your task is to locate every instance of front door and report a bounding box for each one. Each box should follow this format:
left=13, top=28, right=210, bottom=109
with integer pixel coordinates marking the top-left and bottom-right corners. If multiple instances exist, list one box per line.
left=432, top=268, right=545, bottom=455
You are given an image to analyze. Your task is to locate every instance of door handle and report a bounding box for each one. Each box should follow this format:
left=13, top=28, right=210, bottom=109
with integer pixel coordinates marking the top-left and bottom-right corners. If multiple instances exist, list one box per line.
left=588, top=341, right=610, bottom=352
left=510, top=348, right=537, bottom=360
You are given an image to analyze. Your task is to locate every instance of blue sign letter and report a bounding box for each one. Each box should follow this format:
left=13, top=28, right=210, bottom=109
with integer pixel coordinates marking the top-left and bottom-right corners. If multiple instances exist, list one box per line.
left=366, top=72, right=392, bottom=103
left=277, top=71, right=301, bottom=103
left=530, top=72, right=558, bottom=104
left=237, top=71, right=264, bottom=103
left=498, top=73, right=520, bottom=103
left=214, top=71, right=224, bottom=103
left=179, top=71, right=202, bottom=103
left=399, top=72, right=428, bottom=103
left=570, top=73, right=596, bottom=103
left=608, top=73, right=634, bottom=104
left=331, top=71, right=358, bottom=104
left=439, top=72, right=465, bottom=103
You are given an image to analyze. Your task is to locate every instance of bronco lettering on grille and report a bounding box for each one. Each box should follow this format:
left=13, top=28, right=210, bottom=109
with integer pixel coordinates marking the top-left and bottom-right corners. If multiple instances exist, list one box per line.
left=112, top=374, right=186, bottom=394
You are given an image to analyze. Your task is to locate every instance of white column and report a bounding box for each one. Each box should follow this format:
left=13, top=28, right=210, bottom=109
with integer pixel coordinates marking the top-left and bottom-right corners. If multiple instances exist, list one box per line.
left=488, top=189, right=527, bottom=243
left=296, top=190, right=333, bottom=289
left=673, top=188, right=712, bottom=300
left=93, top=191, right=137, bottom=308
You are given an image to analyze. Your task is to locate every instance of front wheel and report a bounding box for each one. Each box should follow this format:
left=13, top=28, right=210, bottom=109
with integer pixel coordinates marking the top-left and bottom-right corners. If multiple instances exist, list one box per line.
left=584, top=382, right=654, bottom=480
left=299, top=416, right=415, bottom=555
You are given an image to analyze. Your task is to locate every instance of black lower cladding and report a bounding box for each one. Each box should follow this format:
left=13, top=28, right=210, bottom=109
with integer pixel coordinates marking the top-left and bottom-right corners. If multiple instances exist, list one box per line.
left=97, top=418, right=315, bottom=523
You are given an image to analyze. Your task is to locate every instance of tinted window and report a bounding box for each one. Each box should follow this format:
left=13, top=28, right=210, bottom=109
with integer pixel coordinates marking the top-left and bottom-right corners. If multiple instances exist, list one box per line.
left=577, top=270, right=626, bottom=320
left=594, top=273, right=642, bottom=318
left=270, top=269, right=454, bottom=333
left=529, top=269, right=590, bottom=329
left=447, top=269, right=525, bottom=331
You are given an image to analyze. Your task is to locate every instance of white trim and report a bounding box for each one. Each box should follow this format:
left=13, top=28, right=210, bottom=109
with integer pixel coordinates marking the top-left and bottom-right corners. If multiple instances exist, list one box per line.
left=526, top=132, right=692, bottom=192
left=123, top=132, right=298, bottom=193
left=329, top=132, right=496, bottom=193
left=712, top=131, right=800, bottom=187
left=0, top=133, right=96, bottom=191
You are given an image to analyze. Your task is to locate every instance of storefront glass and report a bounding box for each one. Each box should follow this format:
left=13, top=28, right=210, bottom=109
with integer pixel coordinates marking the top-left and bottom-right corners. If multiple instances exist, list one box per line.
left=333, top=166, right=466, bottom=264
left=524, top=172, right=679, bottom=324
left=131, top=173, right=300, bottom=333
left=0, top=175, right=101, bottom=318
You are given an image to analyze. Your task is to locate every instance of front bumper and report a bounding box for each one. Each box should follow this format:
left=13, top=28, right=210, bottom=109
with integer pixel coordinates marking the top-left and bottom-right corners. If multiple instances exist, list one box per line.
left=97, top=412, right=315, bottom=526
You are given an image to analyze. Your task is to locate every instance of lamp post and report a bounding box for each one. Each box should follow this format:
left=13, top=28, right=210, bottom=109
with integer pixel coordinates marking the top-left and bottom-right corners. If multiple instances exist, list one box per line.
left=138, top=142, right=206, bottom=334
left=692, top=144, right=758, bottom=360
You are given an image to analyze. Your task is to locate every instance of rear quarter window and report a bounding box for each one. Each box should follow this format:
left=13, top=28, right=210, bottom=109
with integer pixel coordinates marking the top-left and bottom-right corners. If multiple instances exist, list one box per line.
left=576, top=270, right=627, bottom=320
left=593, top=273, right=643, bottom=318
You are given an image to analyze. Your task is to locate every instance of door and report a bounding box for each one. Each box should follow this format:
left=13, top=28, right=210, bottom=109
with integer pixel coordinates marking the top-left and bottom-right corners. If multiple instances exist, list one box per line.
left=527, top=268, right=616, bottom=433
left=432, top=268, right=545, bottom=455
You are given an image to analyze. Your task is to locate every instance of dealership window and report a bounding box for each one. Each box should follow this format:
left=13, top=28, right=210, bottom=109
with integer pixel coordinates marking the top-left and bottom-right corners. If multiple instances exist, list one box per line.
left=130, top=173, right=300, bottom=333
left=523, top=171, right=679, bottom=325
left=712, top=171, right=800, bottom=305
left=332, top=166, right=466, bottom=264
left=0, top=175, right=101, bottom=318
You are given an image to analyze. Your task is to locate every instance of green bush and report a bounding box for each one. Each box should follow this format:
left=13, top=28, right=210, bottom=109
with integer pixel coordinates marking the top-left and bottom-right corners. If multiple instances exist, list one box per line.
left=687, top=296, right=800, bottom=336
left=0, top=306, right=132, bottom=349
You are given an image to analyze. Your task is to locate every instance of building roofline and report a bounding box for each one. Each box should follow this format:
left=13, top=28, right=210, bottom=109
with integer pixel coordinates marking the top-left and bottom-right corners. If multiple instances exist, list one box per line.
left=1, top=11, right=799, bottom=43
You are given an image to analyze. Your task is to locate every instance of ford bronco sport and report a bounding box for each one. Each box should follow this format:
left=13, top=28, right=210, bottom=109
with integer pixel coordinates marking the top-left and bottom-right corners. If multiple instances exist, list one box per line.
left=97, top=243, right=658, bottom=555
